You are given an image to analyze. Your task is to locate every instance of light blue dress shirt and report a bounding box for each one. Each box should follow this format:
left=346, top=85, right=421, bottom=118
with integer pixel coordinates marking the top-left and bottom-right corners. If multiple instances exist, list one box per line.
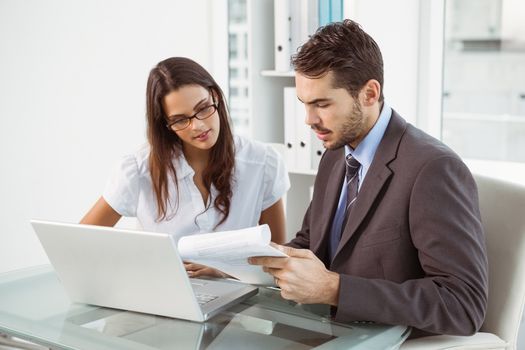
left=328, top=103, right=392, bottom=260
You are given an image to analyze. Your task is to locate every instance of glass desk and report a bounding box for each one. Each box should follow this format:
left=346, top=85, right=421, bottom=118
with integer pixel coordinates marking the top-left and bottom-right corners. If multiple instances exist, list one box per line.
left=0, top=265, right=410, bottom=349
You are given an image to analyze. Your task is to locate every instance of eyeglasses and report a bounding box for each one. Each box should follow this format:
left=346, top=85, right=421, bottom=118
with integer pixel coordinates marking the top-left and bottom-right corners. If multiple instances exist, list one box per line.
left=166, top=100, right=218, bottom=131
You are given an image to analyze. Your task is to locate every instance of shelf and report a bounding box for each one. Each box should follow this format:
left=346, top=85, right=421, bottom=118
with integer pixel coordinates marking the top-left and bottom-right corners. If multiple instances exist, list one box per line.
left=267, top=143, right=318, bottom=176
left=261, top=70, right=295, bottom=77
left=288, top=169, right=317, bottom=176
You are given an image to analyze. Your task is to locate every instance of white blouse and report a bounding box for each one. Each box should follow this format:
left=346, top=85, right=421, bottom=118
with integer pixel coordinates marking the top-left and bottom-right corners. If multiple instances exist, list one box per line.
left=103, top=135, right=290, bottom=240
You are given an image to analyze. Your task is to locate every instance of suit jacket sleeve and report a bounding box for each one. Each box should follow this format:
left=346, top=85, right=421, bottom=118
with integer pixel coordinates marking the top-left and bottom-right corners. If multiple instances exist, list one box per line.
left=335, top=156, right=488, bottom=336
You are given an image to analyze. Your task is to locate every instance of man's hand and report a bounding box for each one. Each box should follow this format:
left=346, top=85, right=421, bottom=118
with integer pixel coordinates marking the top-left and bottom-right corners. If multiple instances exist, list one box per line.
left=184, top=262, right=229, bottom=279
left=249, top=244, right=340, bottom=305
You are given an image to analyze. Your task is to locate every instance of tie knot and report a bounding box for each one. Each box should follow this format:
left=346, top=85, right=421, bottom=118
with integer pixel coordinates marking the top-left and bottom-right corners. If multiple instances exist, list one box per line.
left=345, top=154, right=361, bottom=179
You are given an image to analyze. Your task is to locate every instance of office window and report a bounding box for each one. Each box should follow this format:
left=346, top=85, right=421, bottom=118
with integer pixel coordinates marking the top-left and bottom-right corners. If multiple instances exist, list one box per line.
left=228, top=0, right=250, bottom=137
left=442, top=0, right=525, bottom=162
left=228, top=33, right=238, bottom=60
left=229, top=67, right=239, bottom=79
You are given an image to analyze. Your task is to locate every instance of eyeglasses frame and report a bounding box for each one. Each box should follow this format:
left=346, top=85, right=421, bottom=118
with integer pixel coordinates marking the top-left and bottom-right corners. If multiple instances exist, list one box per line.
left=165, top=95, right=219, bottom=132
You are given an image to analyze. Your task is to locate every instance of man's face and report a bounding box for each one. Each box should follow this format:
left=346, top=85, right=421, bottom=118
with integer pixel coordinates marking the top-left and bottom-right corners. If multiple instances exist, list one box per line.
left=295, top=71, right=367, bottom=150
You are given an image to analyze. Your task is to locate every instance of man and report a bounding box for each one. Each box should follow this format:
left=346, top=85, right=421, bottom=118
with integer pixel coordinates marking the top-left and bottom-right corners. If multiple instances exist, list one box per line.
left=249, top=19, right=488, bottom=336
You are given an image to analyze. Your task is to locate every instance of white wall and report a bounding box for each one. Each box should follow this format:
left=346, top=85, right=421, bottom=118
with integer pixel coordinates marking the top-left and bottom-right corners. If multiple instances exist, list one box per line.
left=344, top=0, right=420, bottom=125
left=0, top=0, right=216, bottom=273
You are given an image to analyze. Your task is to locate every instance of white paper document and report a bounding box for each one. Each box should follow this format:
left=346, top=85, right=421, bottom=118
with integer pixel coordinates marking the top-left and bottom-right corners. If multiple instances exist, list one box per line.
left=178, top=225, right=287, bottom=285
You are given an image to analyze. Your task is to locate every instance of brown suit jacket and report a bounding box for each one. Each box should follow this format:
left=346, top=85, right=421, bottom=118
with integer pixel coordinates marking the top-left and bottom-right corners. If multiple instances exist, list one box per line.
left=288, top=111, right=488, bottom=336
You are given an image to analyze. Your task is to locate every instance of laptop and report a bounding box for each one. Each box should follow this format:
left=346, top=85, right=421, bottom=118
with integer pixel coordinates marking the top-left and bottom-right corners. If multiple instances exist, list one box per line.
left=30, top=219, right=258, bottom=322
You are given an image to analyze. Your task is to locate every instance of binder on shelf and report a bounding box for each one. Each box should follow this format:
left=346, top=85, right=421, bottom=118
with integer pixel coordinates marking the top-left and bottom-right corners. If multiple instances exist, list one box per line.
left=318, top=0, right=343, bottom=27
left=301, top=0, right=319, bottom=40
left=291, top=0, right=318, bottom=56
left=310, top=133, right=324, bottom=171
left=290, top=1, right=301, bottom=58
left=283, top=87, right=297, bottom=170
left=330, top=0, right=343, bottom=22
left=318, top=0, right=331, bottom=27
left=274, top=0, right=292, bottom=72
left=294, top=94, right=312, bottom=171
left=284, top=86, right=323, bottom=173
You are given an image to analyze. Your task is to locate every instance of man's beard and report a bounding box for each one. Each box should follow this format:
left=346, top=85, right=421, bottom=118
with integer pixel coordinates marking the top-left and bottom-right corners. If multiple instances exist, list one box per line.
left=320, top=100, right=366, bottom=150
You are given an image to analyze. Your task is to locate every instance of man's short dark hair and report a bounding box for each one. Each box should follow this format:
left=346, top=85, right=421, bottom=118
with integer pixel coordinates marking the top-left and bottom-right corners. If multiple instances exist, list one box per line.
left=292, top=19, right=384, bottom=103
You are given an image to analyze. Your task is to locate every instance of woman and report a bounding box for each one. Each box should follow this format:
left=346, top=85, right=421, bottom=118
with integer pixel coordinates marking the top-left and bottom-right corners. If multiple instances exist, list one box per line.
left=81, top=57, right=289, bottom=277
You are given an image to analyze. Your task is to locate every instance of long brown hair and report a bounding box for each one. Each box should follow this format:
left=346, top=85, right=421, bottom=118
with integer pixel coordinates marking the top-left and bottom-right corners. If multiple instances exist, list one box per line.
left=292, top=19, right=384, bottom=103
left=146, top=57, right=235, bottom=226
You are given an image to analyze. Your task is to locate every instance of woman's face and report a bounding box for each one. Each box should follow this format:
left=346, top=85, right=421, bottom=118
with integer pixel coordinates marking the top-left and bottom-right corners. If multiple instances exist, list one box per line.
left=162, top=84, right=221, bottom=152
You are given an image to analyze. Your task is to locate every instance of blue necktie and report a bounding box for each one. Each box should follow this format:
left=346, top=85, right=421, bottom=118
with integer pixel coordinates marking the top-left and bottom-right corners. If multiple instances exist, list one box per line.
left=330, top=154, right=360, bottom=260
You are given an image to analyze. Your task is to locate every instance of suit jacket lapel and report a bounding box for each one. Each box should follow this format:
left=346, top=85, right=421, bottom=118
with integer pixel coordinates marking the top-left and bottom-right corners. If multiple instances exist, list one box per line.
left=311, top=150, right=346, bottom=256
left=333, top=111, right=407, bottom=261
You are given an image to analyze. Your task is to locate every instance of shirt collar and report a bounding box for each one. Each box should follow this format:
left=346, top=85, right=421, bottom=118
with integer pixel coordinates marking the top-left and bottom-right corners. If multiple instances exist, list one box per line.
left=173, top=149, right=195, bottom=179
left=345, top=102, right=392, bottom=177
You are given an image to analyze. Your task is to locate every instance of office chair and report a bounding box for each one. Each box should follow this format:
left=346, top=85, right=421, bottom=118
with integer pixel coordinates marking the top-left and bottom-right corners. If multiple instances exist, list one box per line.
left=401, top=174, right=525, bottom=349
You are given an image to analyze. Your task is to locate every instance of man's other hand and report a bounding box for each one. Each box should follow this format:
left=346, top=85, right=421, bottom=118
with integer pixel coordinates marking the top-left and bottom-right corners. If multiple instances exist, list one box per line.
left=249, top=244, right=340, bottom=305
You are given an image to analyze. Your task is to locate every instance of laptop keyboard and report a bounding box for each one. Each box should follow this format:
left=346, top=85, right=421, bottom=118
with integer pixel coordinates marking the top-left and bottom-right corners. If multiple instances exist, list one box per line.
left=195, top=293, right=218, bottom=305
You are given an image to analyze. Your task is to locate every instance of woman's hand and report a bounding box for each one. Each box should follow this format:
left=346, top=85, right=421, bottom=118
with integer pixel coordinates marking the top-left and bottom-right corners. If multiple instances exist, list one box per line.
left=183, top=262, right=229, bottom=278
